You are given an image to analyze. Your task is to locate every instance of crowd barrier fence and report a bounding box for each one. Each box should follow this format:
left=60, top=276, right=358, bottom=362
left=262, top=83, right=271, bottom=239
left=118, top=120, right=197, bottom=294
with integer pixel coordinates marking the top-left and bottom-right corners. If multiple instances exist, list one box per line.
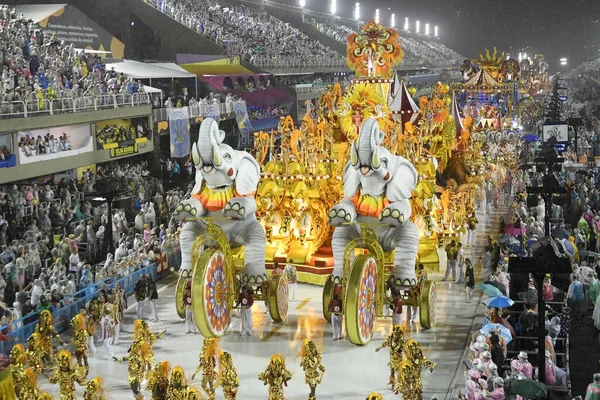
left=0, top=262, right=168, bottom=355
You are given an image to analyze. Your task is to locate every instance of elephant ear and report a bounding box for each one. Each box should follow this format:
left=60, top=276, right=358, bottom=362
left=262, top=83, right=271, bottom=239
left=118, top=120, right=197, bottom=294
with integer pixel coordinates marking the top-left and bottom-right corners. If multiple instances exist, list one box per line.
left=235, top=153, right=261, bottom=196
left=343, top=161, right=360, bottom=199
left=387, top=156, right=418, bottom=202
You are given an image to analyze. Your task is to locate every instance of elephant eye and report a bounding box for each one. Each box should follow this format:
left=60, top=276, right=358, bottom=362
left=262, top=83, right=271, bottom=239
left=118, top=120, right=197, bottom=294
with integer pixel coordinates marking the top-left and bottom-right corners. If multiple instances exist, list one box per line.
left=381, top=158, right=388, bottom=168
left=223, top=153, right=232, bottom=162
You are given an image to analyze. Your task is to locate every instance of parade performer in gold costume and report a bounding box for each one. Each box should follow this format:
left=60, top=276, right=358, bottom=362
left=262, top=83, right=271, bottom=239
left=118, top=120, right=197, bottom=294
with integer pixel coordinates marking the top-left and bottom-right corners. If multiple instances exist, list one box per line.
left=375, top=326, right=407, bottom=391
left=299, top=340, right=325, bottom=400
left=366, top=394, right=383, bottom=400
left=185, top=387, right=203, bottom=400
left=219, top=351, right=239, bottom=400
left=148, top=360, right=171, bottom=400
left=397, top=339, right=436, bottom=399
left=26, top=332, right=45, bottom=375
left=71, top=311, right=90, bottom=376
left=46, top=349, right=87, bottom=400
left=21, top=368, right=41, bottom=399
left=10, top=344, right=27, bottom=398
left=191, top=338, right=219, bottom=400
left=115, top=338, right=154, bottom=400
left=166, top=366, right=189, bottom=400
left=134, top=319, right=166, bottom=344
left=83, top=376, right=107, bottom=400
left=258, top=354, right=292, bottom=400
left=36, top=309, right=64, bottom=364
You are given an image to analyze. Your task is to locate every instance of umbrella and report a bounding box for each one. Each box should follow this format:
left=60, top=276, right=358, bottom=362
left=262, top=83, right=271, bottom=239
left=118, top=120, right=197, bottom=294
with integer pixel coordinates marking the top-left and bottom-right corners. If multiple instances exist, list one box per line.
left=483, top=280, right=508, bottom=296
left=559, top=239, right=575, bottom=257
left=499, top=235, right=519, bottom=245
left=504, top=223, right=526, bottom=236
left=483, top=296, right=515, bottom=308
left=480, top=323, right=513, bottom=344
left=522, top=134, right=540, bottom=142
left=478, top=283, right=505, bottom=297
left=551, top=227, right=571, bottom=240
left=579, top=249, right=600, bottom=259
left=507, top=379, right=547, bottom=399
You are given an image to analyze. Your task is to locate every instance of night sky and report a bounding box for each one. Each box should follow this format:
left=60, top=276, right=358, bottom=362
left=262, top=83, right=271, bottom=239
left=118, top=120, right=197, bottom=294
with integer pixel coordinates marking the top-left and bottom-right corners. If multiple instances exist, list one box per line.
left=273, top=0, right=600, bottom=70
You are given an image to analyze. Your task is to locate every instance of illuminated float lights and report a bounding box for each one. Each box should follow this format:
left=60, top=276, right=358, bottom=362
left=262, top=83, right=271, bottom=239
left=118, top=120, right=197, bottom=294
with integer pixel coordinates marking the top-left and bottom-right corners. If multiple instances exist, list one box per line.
left=391, top=109, right=416, bottom=115
left=260, top=173, right=333, bottom=181
left=351, top=78, right=394, bottom=84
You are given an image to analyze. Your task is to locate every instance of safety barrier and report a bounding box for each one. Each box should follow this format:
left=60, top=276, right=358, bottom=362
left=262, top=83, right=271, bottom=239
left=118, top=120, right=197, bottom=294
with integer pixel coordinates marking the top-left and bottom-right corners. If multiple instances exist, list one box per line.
left=152, top=101, right=240, bottom=123
left=0, top=262, right=168, bottom=354
left=0, top=93, right=150, bottom=119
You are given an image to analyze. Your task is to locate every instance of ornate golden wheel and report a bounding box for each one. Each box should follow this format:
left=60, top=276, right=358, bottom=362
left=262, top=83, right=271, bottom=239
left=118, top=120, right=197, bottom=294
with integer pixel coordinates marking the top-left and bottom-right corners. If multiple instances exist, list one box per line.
left=322, top=274, right=335, bottom=323
left=192, top=249, right=232, bottom=338
left=419, top=280, right=436, bottom=329
left=346, top=254, right=379, bottom=346
left=268, top=274, right=289, bottom=323
left=175, top=277, right=186, bottom=319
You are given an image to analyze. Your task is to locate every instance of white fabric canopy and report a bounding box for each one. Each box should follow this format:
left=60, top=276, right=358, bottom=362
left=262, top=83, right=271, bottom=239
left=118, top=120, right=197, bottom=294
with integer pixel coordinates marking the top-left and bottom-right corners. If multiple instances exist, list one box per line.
left=105, top=60, right=195, bottom=79
left=142, top=85, right=162, bottom=94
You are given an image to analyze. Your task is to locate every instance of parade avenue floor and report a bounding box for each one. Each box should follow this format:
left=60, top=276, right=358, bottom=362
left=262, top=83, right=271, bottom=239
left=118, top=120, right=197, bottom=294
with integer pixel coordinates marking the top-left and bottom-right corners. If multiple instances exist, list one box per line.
left=38, top=207, right=500, bottom=399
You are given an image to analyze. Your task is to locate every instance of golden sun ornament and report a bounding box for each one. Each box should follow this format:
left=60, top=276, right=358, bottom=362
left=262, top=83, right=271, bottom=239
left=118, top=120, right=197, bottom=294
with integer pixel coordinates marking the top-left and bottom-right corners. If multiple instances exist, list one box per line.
left=347, top=20, right=404, bottom=79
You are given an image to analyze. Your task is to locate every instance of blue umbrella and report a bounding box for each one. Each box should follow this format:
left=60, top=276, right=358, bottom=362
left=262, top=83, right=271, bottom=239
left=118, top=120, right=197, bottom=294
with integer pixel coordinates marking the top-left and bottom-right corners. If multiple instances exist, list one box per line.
left=480, top=323, right=513, bottom=344
left=483, top=296, right=515, bottom=308
left=522, top=134, right=540, bottom=142
left=478, top=283, right=504, bottom=297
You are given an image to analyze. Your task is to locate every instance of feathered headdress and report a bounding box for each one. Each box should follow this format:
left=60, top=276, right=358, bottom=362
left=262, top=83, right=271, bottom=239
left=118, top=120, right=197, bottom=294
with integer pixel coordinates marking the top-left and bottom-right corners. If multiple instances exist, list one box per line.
left=347, top=20, right=404, bottom=78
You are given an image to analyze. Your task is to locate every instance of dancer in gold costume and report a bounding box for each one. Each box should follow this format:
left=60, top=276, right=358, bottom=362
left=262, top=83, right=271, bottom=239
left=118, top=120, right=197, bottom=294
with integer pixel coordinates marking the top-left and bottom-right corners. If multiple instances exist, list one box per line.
left=366, top=394, right=383, bottom=400
left=219, top=351, right=239, bottom=400
left=20, top=367, right=41, bottom=399
left=166, top=366, right=189, bottom=400
left=26, top=332, right=45, bottom=375
left=36, top=309, right=64, bottom=364
left=397, top=339, right=436, bottom=399
left=46, top=349, right=87, bottom=400
left=148, top=360, right=171, bottom=400
left=134, top=319, right=166, bottom=344
left=375, top=326, right=407, bottom=391
left=115, top=338, right=154, bottom=400
left=185, top=387, right=203, bottom=400
left=258, top=355, right=292, bottom=400
left=191, top=338, right=219, bottom=400
left=299, top=340, right=325, bottom=400
left=83, top=376, right=107, bottom=400
left=10, top=344, right=27, bottom=398
left=71, top=311, right=90, bottom=376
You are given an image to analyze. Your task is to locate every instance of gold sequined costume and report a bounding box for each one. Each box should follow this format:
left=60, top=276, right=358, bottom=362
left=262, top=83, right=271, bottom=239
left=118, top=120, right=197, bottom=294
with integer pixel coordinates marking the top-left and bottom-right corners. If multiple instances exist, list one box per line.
left=71, top=312, right=90, bottom=375
left=134, top=319, right=165, bottom=345
left=20, top=368, right=41, bottom=399
left=35, top=310, right=64, bottom=364
left=26, top=332, right=45, bottom=375
left=185, top=387, right=203, bottom=400
left=47, top=350, right=86, bottom=400
left=192, top=338, right=219, bottom=400
left=166, top=366, right=188, bottom=400
left=124, top=339, right=154, bottom=400
left=148, top=360, right=171, bottom=400
left=258, top=355, right=292, bottom=400
left=396, top=339, right=436, bottom=399
left=83, top=376, right=108, bottom=400
left=10, top=344, right=27, bottom=398
left=219, top=351, right=239, bottom=400
left=375, top=326, right=407, bottom=390
left=299, top=340, right=325, bottom=400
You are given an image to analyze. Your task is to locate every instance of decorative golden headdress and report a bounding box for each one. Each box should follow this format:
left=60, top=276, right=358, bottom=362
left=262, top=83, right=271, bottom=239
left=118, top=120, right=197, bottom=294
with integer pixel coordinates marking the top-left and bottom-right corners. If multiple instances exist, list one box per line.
left=347, top=20, right=404, bottom=78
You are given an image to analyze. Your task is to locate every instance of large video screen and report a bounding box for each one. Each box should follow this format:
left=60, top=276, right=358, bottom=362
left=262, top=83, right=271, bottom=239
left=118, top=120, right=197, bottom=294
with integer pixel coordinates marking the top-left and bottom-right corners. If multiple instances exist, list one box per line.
left=17, top=124, right=93, bottom=164
left=542, top=124, right=569, bottom=143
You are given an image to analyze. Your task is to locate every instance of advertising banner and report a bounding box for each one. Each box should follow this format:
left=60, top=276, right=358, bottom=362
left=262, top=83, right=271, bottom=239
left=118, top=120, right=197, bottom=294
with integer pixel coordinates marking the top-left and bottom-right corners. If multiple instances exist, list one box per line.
left=233, top=100, right=254, bottom=136
left=110, top=141, right=139, bottom=158
left=17, top=124, right=93, bottom=164
left=542, top=124, right=569, bottom=143
left=168, top=107, right=190, bottom=158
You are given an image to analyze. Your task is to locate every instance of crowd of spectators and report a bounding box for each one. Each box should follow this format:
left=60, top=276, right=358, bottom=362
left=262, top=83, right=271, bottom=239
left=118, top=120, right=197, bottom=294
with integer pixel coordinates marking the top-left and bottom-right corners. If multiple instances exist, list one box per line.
left=247, top=105, right=287, bottom=120
left=0, top=7, right=148, bottom=116
left=96, top=119, right=149, bottom=147
left=18, top=132, right=71, bottom=157
left=147, top=0, right=339, bottom=64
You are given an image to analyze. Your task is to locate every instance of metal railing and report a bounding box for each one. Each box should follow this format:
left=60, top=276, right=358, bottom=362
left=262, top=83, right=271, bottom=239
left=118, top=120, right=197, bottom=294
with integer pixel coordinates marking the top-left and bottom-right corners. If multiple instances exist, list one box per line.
left=0, top=93, right=150, bottom=120
left=152, top=100, right=240, bottom=122
left=0, top=262, right=168, bottom=355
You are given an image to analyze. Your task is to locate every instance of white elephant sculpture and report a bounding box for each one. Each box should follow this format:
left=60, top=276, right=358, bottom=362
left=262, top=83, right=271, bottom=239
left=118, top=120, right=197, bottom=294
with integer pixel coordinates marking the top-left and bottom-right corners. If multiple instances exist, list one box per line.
left=329, top=117, right=420, bottom=287
left=174, top=118, right=267, bottom=284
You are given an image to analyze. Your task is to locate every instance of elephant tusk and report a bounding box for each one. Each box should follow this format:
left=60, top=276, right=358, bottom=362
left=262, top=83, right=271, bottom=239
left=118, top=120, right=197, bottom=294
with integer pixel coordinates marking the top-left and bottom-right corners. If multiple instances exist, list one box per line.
left=371, top=147, right=380, bottom=170
left=192, top=142, right=201, bottom=167
left=351, top=142, right=358, bottom=167
left=212, top=142, right=222, bottom=167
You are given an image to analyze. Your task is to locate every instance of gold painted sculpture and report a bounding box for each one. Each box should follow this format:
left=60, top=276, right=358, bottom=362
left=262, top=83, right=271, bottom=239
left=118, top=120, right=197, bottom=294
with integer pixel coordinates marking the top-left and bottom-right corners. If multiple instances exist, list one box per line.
left=375, top=326, right=407, bottom=391
left=26, top=332, right=45, bottom=375
left=258, top=354, right=292, bottom=400
left=148, top=361, right=171, bottom=400
left=166, top=366, right=189, bottom=400
left=71, top=311, right=90, bottom=376
left=191, top=338, right=220, bottom=400
left=10, top=344, right=27, bottom=399
left=46, top=349, right=87, bottom=400
left=83, top=376, right=108, bottom=400
left=219, top=351, right=239, bottom=400
left=134, top=319, right=166, bottom=344
left=36, top=309, right=64, bottom=364
left=299, top=340, right=325, bottom=400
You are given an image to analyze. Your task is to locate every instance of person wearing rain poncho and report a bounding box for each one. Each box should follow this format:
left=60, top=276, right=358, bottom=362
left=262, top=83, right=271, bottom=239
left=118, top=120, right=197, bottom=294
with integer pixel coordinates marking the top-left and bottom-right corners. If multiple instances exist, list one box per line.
left=585, top=373, right=600, bottom=400
left=567, top=273, right=586, bottom=321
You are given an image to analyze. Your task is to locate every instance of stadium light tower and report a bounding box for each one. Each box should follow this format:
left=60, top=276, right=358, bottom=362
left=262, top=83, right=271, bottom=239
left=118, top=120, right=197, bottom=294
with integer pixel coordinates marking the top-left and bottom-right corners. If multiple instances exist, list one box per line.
left=416, top=20, right=420, bottom=33
left=425, top=23, right=430, bottom=35
left=354, top=2, right=360, bottom=20
left=391, top=13, right=395, bottom=28
left=375, top=9, right=380, bottom=24
left=331, top=0, right=336, bottom=15
left=434, top=25, right=438, bottom=37
left=560, top=57, right=568, bottom=66
left=404, top=17, right=409, bottom=31
left=299, top=0, right=305, bottom=7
